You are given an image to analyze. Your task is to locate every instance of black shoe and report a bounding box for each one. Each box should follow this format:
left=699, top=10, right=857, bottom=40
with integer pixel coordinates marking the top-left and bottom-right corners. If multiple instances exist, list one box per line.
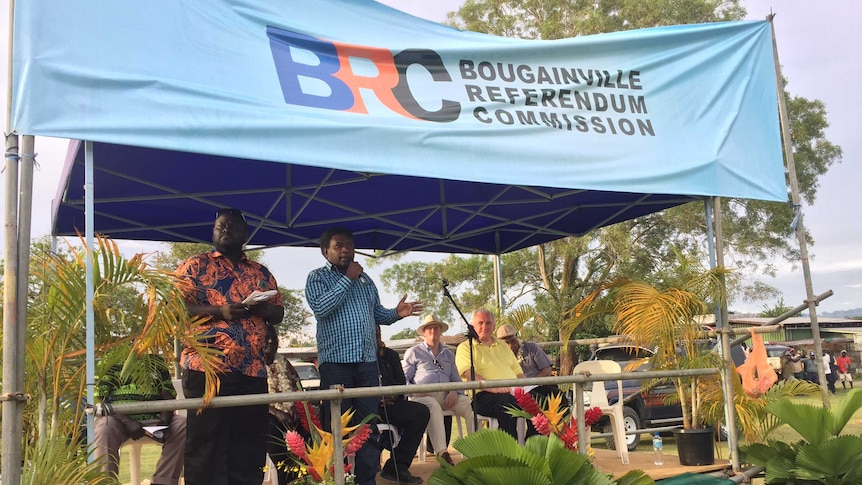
left=439, top=451, right=455, bottom=466
left=380, top=468, right=423, bottom=484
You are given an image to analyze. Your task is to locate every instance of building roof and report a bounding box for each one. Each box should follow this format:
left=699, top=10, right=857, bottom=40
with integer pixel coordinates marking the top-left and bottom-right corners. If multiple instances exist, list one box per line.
left=728, top=316, right=862, bottom=327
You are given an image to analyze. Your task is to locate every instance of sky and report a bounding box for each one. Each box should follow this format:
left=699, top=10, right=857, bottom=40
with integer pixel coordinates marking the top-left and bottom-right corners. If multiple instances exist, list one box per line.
left=1, top=0, right=860, bottom=339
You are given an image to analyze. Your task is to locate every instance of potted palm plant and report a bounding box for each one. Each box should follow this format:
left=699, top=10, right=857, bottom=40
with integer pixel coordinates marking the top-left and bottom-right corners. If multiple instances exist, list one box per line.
left=613, top=268, right=730, bottom=465
left=564, top=266, right=730, bottom=465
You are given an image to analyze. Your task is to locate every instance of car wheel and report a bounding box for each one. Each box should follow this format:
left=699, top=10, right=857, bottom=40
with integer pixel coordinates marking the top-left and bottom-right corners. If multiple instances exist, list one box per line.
left=604, top=406, right=641, bottom=452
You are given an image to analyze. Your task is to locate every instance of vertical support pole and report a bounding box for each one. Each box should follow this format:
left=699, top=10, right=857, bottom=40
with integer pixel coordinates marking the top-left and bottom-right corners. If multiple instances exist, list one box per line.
left=575, top=382, right=586, bottom=454
left=85, top=141, right=96, bottom=447
left=493, top=254, right=504, bottom=313
left=705, top=199, right=733, bottom=462
left=2, top=132, right=22, bottom=485
left=768, top=14, right=829, bottom=406
left=331, top=398, right=345, bottom=485
left=712, top=197, right=740, bottom=472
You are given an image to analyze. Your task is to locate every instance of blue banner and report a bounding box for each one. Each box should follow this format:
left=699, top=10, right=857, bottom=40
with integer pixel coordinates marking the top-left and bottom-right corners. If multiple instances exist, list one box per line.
left=12, top=0, right=785, bottom=201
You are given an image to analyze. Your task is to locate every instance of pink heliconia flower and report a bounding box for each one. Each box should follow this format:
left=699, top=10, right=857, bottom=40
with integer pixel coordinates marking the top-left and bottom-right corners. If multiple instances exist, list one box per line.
left=285, top=431, right=307, bottom=460
left=531, top=414, right=552, bottom=436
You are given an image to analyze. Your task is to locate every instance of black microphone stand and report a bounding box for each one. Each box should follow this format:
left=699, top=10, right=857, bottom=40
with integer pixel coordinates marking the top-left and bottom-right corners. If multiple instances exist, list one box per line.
left=442, top=279, right=480, bottom=432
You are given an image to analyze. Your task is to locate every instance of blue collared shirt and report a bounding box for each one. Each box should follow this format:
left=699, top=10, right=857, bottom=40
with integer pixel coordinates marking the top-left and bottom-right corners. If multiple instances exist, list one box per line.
left=402, top=342, right=465, bottom=395
left=306, top=262, right=399, bottom=363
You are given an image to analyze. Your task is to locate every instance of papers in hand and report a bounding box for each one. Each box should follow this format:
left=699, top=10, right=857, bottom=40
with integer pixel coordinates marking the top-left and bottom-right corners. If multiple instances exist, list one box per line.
left=143, top=425, right=168, bottom=441
left=242, top=290, right=278, bottom=305
left=511, top=385, right=538, bottom=395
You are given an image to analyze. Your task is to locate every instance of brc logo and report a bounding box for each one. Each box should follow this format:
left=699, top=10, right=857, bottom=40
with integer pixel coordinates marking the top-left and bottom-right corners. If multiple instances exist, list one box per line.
left=267, top=26, right=460, bottom=122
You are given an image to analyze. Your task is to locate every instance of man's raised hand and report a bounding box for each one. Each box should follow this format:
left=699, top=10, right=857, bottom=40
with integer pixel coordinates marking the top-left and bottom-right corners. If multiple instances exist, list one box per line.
left=396, top=294, right=423, bottom=318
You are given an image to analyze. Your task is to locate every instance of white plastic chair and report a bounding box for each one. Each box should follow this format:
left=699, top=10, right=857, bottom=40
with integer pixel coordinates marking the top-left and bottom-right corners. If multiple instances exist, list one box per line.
left=572, top=360, right=630, bottom=464
left=121, top=379, right=187, bottom=485
left=119, top=436, right=163, bottom=485
left=262, top=453, right=279, bottom=485
left=418, top=409, right=465, bottom=462
left=377, top=423, right=401, bottom=449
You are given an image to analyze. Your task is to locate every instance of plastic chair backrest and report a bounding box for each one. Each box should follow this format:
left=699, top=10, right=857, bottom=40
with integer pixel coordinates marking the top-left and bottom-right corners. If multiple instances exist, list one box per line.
left=572, top=360, right=623, bottom=409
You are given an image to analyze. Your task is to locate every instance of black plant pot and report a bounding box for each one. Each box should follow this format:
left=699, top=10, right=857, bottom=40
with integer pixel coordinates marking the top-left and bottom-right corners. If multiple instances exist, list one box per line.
left=674, top=427, right=715, bottom=466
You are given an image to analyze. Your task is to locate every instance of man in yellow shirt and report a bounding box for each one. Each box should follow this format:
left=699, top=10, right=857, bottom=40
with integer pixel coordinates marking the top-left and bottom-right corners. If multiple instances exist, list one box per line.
left=455, top=308, right=536, bottom=439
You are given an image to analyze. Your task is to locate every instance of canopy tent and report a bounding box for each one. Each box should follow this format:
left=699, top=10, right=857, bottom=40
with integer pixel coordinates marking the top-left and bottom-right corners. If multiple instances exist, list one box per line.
left=7, top=0, right=789, bottom=480
left=11, top=0, right=786, bottom=254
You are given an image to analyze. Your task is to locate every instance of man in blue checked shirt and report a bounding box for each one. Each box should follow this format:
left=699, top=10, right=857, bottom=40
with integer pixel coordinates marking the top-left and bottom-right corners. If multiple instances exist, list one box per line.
left=305, top=226, right=423, bottom=485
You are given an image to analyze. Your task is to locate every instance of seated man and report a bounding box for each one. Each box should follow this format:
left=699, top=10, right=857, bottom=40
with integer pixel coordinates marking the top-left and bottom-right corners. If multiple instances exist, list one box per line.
left=402, top=314, right=475, bottom=466
left=264, top=323, right=311, bottom=485
left=376, top=325, right=430, bottom=485
left=455, top=309, right=537, bottom=440
left=94, top=346, right=186, bottom=485
left=496, top=324, right=567, bottom=405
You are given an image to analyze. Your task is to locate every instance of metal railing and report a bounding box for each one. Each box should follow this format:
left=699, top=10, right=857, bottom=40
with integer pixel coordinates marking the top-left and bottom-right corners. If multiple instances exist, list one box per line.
left=93, top=367, right=721, bottom=485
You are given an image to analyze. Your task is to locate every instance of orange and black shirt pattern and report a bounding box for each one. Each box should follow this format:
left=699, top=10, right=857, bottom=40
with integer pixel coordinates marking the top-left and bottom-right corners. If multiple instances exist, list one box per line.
left=177, top=250, right=283, bottom=378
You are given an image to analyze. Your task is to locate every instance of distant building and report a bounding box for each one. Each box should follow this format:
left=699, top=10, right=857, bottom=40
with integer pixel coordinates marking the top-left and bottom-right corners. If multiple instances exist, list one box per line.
left=729, top=316, right=861, bottom=362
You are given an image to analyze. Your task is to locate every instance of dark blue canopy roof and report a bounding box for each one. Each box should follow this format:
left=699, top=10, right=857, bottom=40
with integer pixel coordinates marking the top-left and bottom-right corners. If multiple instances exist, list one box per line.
left=51, top=141, right=699, bottom=255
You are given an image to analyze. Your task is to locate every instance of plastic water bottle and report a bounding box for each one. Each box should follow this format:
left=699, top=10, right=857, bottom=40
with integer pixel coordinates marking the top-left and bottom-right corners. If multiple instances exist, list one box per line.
left=652, top=432, right=663, bottom=465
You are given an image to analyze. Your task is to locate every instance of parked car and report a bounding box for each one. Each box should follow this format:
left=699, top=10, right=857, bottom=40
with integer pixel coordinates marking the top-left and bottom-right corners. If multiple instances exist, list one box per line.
left=291, top=360, right=321, bottom=391
left=765, top=344, right=791, bottom=378
left=585, top=340, right=746, bottom=451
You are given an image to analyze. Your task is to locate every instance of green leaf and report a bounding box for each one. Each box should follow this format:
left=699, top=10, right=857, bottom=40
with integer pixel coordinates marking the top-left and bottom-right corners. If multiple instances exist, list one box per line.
left=616, top=470, right=658, bottom=485
left=764, top=400, right=831, bottom=444
left=453, top=429, right=522, bottom=458
left=547, top=447, right=612, bottom=485
left=828, top=388, right=862, bottom=435
left=762, top=453, right=797, bottom=484
left=794, top=435, right=862, bottom=482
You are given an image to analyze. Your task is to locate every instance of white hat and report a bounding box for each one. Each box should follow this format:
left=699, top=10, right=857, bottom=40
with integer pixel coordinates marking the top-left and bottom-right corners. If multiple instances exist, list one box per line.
left=417, top=314, right=449, bottom=335
left=496, top=324, right=518, bottom=339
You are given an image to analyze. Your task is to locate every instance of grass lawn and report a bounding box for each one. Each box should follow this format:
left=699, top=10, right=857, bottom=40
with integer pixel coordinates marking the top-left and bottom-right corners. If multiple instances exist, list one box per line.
left=120, top=389, right=862, bottom=483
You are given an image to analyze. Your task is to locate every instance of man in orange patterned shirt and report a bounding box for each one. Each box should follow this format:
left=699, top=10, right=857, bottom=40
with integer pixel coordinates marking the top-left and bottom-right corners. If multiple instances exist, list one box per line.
left=177, top=208, right=285, bottom=485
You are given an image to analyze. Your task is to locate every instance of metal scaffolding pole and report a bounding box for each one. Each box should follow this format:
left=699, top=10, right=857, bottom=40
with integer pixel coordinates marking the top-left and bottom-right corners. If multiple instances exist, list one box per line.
left=768, top=14, right=830, bottom=406
left=2, top=132, right=23, bottom=485
left=711, top=197, right=740, bottom=472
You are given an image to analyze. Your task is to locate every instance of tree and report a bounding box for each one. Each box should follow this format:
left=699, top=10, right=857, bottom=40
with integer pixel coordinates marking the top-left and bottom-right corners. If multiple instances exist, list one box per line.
left=390, top=328, right=421, bottom=340
left=376, top=0, right=842, bottom=375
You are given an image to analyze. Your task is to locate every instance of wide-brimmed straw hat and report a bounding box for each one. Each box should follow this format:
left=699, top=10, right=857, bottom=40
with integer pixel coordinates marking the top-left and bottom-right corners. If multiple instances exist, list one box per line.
left=417, top=314, right=449, bottom=335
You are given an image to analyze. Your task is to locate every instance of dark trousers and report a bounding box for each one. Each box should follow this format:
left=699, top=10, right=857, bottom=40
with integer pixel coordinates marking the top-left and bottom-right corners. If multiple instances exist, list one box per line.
left=182, top=370, right=269, bottom=485
left=474, top=391, right=538, bottom=440
left=378, top=400, right=430, bottom=475
left=319, top=362, right=381, bottom=485
left=529, top=385, right=569, bottom=407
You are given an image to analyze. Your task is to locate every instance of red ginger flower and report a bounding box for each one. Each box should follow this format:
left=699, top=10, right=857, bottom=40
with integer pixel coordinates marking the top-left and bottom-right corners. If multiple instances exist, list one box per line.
left=559, top=422, right=579, bottom=450
left=344, top=424, right=372, bottom=456
left=296, top=401, right=321, bottom=432
left=584, top=406, right=603, bottom=426
left=513, top=387, right=543, bottom=416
